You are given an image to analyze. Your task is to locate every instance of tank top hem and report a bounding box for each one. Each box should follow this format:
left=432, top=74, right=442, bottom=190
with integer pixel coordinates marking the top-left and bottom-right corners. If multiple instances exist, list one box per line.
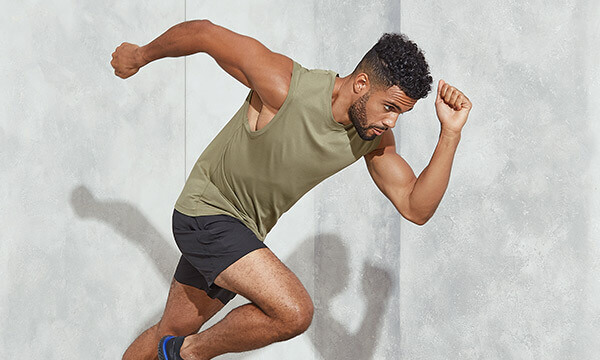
left=174, top=202, right=265, bottom=241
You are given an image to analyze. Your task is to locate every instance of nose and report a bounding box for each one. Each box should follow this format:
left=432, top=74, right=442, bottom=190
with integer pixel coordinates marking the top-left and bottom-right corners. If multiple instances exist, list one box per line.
left=382, top=114, right=398, bottom=129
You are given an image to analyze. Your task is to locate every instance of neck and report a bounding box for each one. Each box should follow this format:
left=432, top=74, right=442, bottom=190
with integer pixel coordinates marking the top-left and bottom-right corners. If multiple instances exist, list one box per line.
left=331, top=75, right=354, bottom=126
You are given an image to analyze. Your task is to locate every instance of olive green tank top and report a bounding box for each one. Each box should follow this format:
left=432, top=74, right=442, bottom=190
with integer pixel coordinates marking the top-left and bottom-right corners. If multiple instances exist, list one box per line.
left=174, top=61, right=382, bottom=241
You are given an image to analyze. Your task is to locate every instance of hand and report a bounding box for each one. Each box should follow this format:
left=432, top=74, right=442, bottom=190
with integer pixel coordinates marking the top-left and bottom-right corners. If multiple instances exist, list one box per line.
left=435, top=80, right=472, bottom=135
left=110, top=42, right=147, bottom=79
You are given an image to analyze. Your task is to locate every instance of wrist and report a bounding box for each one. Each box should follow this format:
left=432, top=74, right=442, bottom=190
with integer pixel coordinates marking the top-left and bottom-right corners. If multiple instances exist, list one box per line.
left=440, top=127, right=462, bottom=141
left=136, top=46, right=151, bottom=67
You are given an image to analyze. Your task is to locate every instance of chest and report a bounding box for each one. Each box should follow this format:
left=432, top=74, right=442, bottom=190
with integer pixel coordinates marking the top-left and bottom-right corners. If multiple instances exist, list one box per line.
left=247, top=91, right=277, bottom=132
left=223, top=120, right=361, bottom=197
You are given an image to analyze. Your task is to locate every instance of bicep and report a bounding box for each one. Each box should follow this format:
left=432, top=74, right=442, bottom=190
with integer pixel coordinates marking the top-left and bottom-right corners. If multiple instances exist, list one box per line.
left=200, top=20, right=293, bottom=109
left=364, top=131, right=417, bottom=216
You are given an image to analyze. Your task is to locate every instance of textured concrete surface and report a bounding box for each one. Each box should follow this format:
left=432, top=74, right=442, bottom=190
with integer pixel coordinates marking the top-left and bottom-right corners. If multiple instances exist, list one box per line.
left=400, top=0, right=600, bottom=359
left=310, top=2, right=403, bottom=359
left=1, top=1, right=185, bottom=358
left=2, top=0, right=599, bottom=359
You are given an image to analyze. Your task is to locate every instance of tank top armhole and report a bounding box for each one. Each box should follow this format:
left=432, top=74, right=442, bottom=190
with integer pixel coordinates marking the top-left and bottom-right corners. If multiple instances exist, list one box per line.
left=243, top=61, right=301, bottom=137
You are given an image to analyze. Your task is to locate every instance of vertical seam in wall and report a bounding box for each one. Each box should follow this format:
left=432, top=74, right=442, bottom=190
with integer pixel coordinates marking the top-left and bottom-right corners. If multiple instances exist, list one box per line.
left=184, top=0, right=187, bottom=182
left=398, top=0, right=402, bottom=355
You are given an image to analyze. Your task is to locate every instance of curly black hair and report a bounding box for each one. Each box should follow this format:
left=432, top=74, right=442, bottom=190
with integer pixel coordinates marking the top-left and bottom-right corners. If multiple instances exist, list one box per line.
left=353, top=33, right=432, bottom=100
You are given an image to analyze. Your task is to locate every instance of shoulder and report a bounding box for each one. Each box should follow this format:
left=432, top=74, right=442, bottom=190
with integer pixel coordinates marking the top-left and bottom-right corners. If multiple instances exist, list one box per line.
left=257, top=56, right=295, bottom=111
left=291, top=64, right=337, bottom=102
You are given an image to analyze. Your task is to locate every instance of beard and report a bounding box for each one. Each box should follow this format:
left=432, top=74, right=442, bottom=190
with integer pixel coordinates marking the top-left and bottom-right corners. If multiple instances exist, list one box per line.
left=348, top=91, right=377, bottom=141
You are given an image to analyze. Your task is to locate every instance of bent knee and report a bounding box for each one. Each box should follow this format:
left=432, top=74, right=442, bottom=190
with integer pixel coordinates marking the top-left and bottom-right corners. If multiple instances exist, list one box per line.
left=291, top=301, right=314, bottom=334
left=277, top=298, right=314, bottom=339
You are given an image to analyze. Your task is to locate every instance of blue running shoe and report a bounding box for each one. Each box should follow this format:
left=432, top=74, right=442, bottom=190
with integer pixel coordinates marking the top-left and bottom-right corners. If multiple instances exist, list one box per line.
left=158, top=335, right=185, bottom=360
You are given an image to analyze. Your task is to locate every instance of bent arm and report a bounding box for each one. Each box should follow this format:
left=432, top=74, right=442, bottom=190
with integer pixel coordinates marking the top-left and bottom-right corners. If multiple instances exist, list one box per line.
left=112, top=20, right=292, bottom=110
left=366, top=80, right=471, bottom=225
left=407, top=130, right=460, bottom=224
left=364, top=129, right=459, bottom=225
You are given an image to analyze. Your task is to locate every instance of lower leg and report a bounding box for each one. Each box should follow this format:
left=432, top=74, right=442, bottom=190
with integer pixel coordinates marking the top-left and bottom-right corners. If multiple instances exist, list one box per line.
left=123, top=324, right=159, bottom=360
left=180, top=302, right=311, bottom=360
left=123, top=279, right=225, bottom=360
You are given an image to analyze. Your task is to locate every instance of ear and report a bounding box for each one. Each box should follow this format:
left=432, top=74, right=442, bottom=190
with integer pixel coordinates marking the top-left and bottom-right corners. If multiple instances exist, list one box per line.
left=353, top=73, right=370, bottom=95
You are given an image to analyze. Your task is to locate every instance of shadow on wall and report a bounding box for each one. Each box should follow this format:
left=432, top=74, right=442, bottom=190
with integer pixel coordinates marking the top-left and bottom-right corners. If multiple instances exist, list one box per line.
left=70, top=185, right=394, bottom=360
left=286, top=234, right=394, bottom=360
left=70, top=185, right=181, bottom=335
left=70, top=185, right=179, bottom=285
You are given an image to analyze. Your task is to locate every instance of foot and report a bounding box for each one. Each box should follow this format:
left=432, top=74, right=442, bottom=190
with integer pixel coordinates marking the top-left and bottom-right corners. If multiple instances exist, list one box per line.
left=158, top=335, right=185, bottom=360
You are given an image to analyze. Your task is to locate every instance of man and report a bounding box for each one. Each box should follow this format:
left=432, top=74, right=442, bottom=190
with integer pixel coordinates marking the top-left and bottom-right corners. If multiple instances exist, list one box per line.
left=112, top=19, right=471, bottom=360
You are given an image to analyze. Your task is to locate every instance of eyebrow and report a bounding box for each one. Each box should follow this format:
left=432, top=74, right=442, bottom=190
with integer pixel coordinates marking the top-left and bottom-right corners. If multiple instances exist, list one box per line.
left=388, top=101, right=412, bottom=113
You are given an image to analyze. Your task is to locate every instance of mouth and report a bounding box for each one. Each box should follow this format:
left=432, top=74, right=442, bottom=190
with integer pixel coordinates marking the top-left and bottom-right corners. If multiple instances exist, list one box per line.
left=372, top=127, right=385, bottom=136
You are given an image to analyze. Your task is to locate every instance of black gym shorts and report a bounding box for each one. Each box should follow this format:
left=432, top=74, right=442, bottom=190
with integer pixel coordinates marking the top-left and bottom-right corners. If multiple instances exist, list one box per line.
left=172, top=209, right=268, bottom=305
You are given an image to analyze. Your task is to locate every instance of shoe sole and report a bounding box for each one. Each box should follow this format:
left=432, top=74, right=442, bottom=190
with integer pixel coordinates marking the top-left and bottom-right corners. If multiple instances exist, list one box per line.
left=158, top=335, right=174, bottom=360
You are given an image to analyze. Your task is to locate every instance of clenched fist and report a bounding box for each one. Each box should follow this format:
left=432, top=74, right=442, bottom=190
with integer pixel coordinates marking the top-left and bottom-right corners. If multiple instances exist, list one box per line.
left=110, top=42, right=148, bottom=79
left=435, top=80, right=472, bottom=135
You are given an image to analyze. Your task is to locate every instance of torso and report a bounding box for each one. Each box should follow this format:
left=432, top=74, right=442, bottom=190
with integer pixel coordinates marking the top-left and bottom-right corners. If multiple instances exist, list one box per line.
left=175, top=62, right=383, bottom=240
left=247, top=89, right=285, bottom=132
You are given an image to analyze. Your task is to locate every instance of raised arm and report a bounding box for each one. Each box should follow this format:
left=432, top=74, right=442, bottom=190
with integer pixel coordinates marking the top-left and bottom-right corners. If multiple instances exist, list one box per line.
left=364, top=80, right=472, bottom=225
left=111, top=20, right=293, bottom=110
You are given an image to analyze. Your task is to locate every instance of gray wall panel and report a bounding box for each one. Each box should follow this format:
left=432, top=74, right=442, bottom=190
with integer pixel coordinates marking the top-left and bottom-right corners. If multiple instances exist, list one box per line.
left=184, top=2, right=319, bottom=359
left=312, top=2, right=402, bottom=360
left=1, top=1, right=185, bottom=358
left=400, top=1, right=600, bottom=359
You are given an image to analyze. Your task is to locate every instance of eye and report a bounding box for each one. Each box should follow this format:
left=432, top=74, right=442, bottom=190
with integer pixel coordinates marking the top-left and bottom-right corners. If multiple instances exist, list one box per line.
left=384, top=104, right=393, bottom=111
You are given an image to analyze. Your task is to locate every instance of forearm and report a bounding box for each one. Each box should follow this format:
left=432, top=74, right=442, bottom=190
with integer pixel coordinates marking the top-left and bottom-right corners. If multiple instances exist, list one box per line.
left=139, top=20, right=208, bottom=65
left=408, top=129, right=461, bottom=223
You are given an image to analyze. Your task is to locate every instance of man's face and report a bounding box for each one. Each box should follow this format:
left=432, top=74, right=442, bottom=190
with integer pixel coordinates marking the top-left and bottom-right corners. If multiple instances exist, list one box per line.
left=348, top=85, right=418, bottom=140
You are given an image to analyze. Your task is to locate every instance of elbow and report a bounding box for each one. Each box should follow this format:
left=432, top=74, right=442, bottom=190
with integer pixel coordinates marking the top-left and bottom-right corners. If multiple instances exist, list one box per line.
left=184, top=19, right=214, bottom=34
left=184, top=19, right=215, bottom=50
left=395, top=195, right=437, bottom=226
left=188, top=19, right=212, bottom=26
left=404, top=210, right=433, bottom=226
left=411, top=217, right=430, bottom=226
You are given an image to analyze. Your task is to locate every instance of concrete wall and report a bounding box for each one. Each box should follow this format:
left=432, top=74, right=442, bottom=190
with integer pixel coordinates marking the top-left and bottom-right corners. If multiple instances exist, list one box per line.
left=2, top=0, right=599, bottom=359
left=1, top=1, right=185, bottom=358
left=399, top=0, right=600, bottom=359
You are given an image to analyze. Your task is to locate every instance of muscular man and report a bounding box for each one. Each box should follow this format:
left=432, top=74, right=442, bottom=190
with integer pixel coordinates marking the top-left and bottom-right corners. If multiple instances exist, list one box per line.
left=111, top=19, right=471, bottom=360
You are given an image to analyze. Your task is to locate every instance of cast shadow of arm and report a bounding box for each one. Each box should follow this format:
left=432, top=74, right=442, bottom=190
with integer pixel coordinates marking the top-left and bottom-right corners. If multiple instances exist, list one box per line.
left=286, top=234, right=394, bottom=360
left=69, top=185, right=178, bottom=284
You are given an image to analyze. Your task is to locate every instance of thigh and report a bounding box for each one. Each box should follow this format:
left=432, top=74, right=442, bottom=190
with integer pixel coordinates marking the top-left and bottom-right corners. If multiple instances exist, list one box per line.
left=213, top=248, right=312, bottom=317
left=172, top=210, right=267, bottom=304
left=157, top=277, right=225, bottom=336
